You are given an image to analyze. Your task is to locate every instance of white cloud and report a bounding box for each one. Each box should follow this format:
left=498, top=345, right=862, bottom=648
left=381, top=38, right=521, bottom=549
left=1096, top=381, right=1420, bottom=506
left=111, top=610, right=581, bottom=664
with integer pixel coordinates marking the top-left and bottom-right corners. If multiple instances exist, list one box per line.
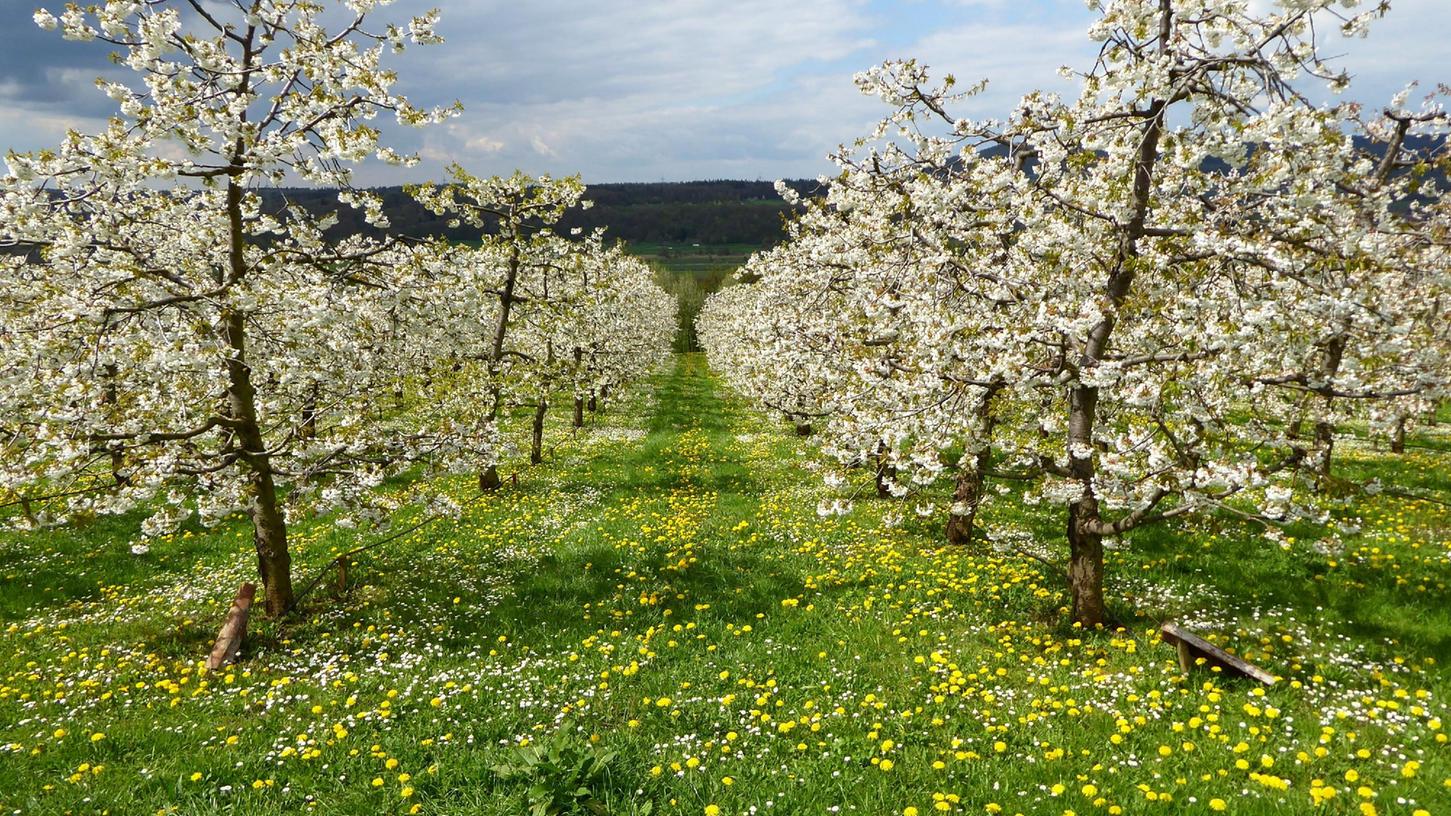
left=899, top=19, right=1095, bottom=111
left=465, top=135, right=506, bottom=154
left=529, top=134, right=559, bottom=158
left=0, top=110, right=101, bottom=152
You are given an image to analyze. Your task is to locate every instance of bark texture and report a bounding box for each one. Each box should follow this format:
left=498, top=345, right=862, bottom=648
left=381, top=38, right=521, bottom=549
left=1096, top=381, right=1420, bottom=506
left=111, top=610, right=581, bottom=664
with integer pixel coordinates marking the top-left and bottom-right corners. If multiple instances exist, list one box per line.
left=225, top=178, right=294, bottom=617
left=874, top=441, right=896, bottom=499
left=944, top=465, right=984, bottom=546
left=946, top=387, right=1000, bottom=546
left=1067, top=500, right=1107, bottom=628
left=479, top=240, right=522, bottom=492
left=530, top=397, right=548, bottom=465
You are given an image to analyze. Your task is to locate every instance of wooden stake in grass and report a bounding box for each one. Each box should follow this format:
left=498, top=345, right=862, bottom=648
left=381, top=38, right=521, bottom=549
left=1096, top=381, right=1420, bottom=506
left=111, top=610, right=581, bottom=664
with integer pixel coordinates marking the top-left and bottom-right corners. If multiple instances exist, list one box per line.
left=206, top=582, right=256, bottom=671
left=333, top=557, right=349, bottom=598
left=1160, top=622, right=1276, bottom=686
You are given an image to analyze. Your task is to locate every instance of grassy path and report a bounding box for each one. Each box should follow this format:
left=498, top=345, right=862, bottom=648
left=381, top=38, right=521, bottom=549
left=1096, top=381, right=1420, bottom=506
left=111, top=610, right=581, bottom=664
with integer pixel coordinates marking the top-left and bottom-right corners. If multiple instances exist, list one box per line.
left=1, top=355, right=1449, bottom=815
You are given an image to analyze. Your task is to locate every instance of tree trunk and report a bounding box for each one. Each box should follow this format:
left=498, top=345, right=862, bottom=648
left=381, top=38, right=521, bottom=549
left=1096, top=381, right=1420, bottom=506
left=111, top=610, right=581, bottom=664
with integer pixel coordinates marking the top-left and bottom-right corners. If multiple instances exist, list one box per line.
left=946, top=386, right=1000, bottom=546
left=101, top=363, right=127, bottom=485
left=1390, top=416, right=1406, bottom=454
left=1312, top=421, right=1335, bottom=482
left=223, top=177, right=294, bottom=617
left=530, top=397, right=547, bottom=465
left=299, top=381, right=318, bottom=441
left=479, top=238, right=522, bottom=493
left=1055, top=23, right=1168, bottom=626
left=249, top=477, right=293, bottom=617
left=478, top=384, right=505, bottom=492
left=944, top=467, right=983, bottom=546
left=873, top=441, right=896, bottom=498
left=225, top=313, right=293, bottom=617
left=572, top=348, right=586, bottom=429
left=588, top=391, right=597, bottom=412
left=794, top=423, right=813, bottom=437
left=1311, top=336, right=1346, bottom=487
left=1067, top=498, right=1106, bottom=628
left=945, top=454, right=990, bottom=546
left=1065, top=380, right=1107, bottom=629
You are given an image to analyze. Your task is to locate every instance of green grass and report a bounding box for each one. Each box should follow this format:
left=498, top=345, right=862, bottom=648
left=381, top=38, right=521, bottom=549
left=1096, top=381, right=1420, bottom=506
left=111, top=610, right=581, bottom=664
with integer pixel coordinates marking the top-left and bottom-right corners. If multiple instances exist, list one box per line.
left=641, top=249, right=744, bottom=353
left=625, top=243, right=759, bottom=277
left=1, top=355, right=1448, bottom=816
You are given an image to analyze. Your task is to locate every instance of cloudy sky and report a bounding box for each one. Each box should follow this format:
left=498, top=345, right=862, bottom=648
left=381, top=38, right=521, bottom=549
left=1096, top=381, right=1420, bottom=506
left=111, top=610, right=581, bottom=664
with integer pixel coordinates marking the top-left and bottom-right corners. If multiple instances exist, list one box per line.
left=0, top=0, right=1446, bottom=184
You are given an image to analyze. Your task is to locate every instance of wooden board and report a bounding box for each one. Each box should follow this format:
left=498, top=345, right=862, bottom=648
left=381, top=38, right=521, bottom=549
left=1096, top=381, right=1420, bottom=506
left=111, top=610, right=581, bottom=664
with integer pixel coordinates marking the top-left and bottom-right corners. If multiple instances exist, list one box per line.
left=1160, top=622, right=1277, bottom=686
left=206, top=582, right=256, bottom=671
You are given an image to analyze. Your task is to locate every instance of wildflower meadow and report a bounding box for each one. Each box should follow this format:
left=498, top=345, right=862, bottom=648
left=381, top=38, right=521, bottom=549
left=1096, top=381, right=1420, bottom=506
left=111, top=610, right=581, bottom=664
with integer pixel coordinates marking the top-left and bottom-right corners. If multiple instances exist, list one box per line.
left=1, top=356, right=1447, bottom=815
left=2, top=1, right=1449, bottom=815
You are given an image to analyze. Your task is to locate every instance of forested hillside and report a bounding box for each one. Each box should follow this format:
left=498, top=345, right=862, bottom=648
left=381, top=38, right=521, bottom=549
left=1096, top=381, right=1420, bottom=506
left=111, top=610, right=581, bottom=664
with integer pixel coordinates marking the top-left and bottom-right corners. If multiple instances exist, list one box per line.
left=259, top=179, right=822, bottom=247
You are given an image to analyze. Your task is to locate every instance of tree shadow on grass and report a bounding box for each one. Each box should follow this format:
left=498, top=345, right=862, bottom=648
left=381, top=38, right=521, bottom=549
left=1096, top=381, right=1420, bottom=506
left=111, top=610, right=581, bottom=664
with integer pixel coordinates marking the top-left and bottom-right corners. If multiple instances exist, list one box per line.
left=891, top=452, right=1451, bottom=664
left=1121, top=513, right=1451, bottom=662
left=459, top=528, right=819, bottom=649
left=0, top=508, right=248, bottom=623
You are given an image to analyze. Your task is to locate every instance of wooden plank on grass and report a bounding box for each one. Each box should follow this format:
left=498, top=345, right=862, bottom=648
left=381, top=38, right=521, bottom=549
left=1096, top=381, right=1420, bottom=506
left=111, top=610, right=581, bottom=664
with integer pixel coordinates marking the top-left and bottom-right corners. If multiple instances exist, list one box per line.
left=334, top=556, right=349, bottom=598
left=206, top=582, right=256, bottom=671
left=1160, top=622, right=1277, bottom=686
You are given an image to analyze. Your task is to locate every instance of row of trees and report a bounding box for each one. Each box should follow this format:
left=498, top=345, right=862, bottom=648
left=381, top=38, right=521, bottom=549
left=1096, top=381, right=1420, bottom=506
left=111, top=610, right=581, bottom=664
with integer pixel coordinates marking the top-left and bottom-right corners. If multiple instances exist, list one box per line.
left=0, top=1, right=675, bottom=616
left=699, top=0, right=1450, bottom=626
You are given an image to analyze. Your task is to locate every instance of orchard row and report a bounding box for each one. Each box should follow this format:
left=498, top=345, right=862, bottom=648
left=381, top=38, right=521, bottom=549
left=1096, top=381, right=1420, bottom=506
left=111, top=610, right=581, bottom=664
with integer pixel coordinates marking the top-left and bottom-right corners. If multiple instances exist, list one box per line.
left=0, top=2, right=675, bottom=616
left=699, top=0, right=1450, bottom=626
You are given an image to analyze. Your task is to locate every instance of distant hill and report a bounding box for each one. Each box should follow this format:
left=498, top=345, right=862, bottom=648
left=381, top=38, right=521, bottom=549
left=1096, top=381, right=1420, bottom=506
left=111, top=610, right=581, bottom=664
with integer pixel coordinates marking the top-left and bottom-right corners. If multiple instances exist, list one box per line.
left=258, top=179, right=825, bottom=249
left=976, top=133, right=1446, bottom=189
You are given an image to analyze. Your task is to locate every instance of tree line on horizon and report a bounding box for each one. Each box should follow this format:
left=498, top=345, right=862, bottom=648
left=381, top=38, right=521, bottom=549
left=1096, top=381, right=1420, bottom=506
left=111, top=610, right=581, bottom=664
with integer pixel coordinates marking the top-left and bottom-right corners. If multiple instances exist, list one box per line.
left=255, top=179, right=824, bottom=249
